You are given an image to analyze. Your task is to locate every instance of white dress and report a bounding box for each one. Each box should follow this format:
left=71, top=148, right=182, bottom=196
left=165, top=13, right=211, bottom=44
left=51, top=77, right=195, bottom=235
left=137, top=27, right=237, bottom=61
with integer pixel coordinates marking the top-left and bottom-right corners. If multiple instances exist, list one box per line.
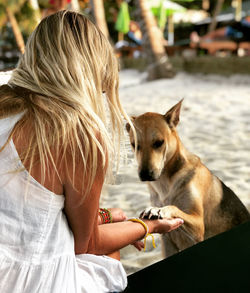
left=0, top=113, right=127, bottom=293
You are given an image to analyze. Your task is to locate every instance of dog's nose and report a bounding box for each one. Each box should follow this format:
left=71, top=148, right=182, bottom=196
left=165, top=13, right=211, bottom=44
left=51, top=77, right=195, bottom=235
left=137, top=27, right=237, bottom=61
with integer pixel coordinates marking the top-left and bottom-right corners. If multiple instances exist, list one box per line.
left=139, top=169, right=155, bottom=181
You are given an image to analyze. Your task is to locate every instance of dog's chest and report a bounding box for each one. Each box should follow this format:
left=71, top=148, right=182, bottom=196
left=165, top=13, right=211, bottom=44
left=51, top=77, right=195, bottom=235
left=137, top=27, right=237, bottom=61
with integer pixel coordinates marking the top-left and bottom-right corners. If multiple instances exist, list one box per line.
left=149, top=181, right=173, bottom=207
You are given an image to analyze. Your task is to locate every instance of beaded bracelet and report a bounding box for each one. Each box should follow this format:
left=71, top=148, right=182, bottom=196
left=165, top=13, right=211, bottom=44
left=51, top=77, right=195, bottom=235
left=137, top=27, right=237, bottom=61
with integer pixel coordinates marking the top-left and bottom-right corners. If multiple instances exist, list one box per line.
left=128, top=217, right=156, bottom=251
left=99, top=208, right=112, bottom=224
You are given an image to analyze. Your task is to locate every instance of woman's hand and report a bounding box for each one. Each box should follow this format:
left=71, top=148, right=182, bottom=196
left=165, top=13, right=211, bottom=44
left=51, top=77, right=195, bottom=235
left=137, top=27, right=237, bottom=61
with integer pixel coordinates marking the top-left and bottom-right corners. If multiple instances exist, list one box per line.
left=88, top=216, right=184, bottom=256
left=132, top=240, right=144, bottom=251
left=109, top=208, right=127, bottom=222
left=132, top=218, right=184, bottom=252
left=98, top=208, right=127, bottom=225
left=145, top=218, right=184, bottom=234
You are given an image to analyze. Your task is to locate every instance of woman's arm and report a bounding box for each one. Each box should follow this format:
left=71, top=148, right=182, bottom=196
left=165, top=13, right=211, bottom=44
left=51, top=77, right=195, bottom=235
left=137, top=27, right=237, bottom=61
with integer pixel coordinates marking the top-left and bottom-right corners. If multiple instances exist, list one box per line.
left=87, top=217, right=184, bottom=256
left=63, top=175, right=104, bottom=254
left=63, top=147, right=183, bottom=255
left=63, top=146, right=106, bottom=254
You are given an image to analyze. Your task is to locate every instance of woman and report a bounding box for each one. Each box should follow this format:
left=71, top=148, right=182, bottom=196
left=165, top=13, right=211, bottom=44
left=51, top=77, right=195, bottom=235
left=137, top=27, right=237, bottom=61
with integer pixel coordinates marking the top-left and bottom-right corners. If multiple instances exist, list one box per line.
left=0, top=10, right=183, bottom=292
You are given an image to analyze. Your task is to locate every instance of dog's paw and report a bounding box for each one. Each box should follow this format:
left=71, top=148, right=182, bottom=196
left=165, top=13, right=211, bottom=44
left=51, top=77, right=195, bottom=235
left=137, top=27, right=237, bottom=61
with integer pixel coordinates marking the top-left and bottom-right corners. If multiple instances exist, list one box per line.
left=140, top=207, right=163, bottom=220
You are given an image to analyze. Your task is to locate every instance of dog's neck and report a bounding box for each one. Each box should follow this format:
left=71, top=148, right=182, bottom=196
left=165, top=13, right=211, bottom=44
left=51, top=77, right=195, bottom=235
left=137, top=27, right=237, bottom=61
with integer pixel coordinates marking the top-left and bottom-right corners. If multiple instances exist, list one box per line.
left=149, top=138, right=190, bottom=204
left=165, top=150, right=185, bottom=178
left=163, top=133, right=189, bottom=179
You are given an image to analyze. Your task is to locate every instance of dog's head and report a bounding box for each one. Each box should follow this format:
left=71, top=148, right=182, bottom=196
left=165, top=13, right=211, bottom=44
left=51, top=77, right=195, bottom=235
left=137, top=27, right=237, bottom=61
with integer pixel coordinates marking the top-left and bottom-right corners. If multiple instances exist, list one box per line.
left=126, top=100, right=183, bottom=181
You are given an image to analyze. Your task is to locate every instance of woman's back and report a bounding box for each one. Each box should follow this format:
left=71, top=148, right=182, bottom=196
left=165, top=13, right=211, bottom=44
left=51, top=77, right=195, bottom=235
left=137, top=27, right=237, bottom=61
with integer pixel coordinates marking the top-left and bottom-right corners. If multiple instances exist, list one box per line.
left=0, top=112, right=127, bottom=293
left=0, top=113, right=76, bottom=292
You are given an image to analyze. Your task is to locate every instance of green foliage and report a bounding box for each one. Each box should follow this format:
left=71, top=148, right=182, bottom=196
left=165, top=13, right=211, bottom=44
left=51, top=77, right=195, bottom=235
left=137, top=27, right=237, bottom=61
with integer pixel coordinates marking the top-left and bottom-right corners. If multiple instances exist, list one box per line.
left=5, top=0, right=27, bottom=13
left=0, top=0, right=40, bottom=49
left=17, top=1, right=38, bottom=35
left=115, top=2, right=130, bottom=33
left=103, top=0, right=119, bottom=23
left=0, top=1, right=38, bottom=33
left=0, top=4, right=7, bottom=27
left=38, top=0, right=50, bottom=9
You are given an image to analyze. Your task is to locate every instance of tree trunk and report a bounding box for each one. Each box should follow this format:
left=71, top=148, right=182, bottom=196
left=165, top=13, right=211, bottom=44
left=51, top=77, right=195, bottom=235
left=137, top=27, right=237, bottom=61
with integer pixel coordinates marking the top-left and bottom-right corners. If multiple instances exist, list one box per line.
left=235, top=0, right=242, bottom=21
left=6, top=7, right=25, bottom=54
left=138, top=0, right=175, bottom=80
left=70, top=0, right=80, bottom=12
left=90, top=0, right=109, bottom=39
left=208, top=0, right=224, bottom=33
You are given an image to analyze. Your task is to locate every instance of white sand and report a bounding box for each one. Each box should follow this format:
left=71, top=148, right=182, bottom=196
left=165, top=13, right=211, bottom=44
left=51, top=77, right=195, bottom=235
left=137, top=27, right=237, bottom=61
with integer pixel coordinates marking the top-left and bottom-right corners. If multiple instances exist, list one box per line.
left=1, top=69, right=250, bottom=274
left=103, top=70, right=250, bottom=274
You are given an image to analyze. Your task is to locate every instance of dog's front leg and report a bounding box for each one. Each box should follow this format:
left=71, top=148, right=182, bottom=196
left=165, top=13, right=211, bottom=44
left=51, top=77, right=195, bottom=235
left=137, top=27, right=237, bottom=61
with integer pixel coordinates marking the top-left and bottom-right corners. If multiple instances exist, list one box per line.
left=161, top=233, right=180, bottom=258
left=147, top=183, right=162, bottom=207
left=141, top=205, right=205, bottom=243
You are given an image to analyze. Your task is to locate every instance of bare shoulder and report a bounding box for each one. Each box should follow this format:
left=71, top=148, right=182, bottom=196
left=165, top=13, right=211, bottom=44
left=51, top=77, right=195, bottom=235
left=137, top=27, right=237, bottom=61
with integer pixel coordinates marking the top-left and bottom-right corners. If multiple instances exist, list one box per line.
left=12, top=123, right=64, bottom=195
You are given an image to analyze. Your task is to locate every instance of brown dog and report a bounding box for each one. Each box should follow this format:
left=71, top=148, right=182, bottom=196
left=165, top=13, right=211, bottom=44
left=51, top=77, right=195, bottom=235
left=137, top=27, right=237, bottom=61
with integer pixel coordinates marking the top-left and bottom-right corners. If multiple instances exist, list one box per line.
left=126, top=100, right=250, bottom=257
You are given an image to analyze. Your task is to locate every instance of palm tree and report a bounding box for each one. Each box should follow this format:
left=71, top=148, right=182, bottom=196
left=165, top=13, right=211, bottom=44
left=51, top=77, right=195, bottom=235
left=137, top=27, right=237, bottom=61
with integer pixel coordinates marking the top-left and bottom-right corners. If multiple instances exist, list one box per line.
left=0, top=0, right=40, bottom=54
left=235, top=0, right=242, bottom=21
left=90, top=0, right=109, bottom=39
left=137, top=0, right=175, bottom=80
left=5, top=4, right=25, bottom=54
left=208, top=0, right=224, bottom=32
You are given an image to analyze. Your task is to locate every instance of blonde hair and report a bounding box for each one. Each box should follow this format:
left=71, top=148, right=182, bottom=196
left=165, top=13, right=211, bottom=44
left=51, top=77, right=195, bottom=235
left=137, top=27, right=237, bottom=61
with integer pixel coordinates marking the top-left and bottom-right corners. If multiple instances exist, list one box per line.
left=0, top=10, right=131, bottom=199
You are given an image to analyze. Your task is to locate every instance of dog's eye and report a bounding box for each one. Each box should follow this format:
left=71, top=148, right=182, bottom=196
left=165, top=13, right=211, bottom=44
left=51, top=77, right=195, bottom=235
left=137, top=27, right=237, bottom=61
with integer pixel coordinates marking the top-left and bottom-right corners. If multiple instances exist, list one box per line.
left=152, top=140, right=164, bottom=149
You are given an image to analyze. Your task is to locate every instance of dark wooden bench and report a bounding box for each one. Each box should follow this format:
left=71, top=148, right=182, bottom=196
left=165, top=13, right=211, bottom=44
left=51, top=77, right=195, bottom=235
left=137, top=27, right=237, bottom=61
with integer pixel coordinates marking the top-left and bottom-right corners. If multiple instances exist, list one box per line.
left=124, top=220, right=250, bottom=292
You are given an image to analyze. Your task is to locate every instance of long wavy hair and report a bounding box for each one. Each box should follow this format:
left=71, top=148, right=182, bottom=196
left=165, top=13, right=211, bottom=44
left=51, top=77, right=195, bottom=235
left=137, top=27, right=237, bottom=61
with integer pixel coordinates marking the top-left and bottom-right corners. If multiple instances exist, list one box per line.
left=0, top=10, right=132, bottom=199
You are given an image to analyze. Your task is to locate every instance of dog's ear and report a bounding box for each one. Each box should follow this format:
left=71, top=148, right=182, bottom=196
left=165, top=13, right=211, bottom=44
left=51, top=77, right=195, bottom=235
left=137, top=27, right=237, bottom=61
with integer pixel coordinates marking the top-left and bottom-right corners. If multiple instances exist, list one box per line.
left=126, top=116, right=136, bottom=133
left=164, top=99, right=183, bottom=128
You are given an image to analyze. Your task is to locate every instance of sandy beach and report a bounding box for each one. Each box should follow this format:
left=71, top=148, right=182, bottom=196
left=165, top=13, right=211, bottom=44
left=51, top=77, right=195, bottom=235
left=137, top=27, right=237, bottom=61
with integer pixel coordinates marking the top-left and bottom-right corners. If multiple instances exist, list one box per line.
left=1, top=69, right=250, bottom=275
left=102, top=70, right=250, bottom=274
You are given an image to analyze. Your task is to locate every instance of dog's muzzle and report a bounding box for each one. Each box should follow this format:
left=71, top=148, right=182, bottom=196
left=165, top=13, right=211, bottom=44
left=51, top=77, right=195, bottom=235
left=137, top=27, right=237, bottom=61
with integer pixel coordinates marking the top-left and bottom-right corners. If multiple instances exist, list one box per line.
left=139, top=168, right=156, bottom=181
